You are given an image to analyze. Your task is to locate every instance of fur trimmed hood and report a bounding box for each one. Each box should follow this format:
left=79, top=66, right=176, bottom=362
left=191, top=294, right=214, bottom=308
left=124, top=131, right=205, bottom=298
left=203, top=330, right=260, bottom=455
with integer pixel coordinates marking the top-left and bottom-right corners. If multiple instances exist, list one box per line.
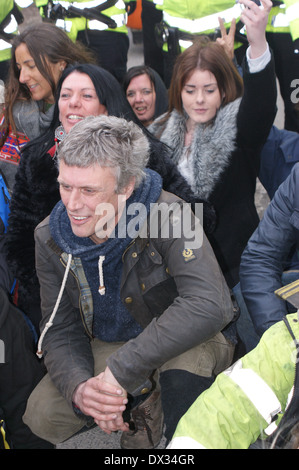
left=149, top=98, right=241, bottom=200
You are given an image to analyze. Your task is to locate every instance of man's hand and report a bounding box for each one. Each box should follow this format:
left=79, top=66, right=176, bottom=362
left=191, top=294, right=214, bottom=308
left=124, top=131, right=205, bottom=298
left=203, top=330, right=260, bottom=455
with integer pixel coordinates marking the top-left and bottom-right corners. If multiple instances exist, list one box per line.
left=72, top=367, right=129, bottom=434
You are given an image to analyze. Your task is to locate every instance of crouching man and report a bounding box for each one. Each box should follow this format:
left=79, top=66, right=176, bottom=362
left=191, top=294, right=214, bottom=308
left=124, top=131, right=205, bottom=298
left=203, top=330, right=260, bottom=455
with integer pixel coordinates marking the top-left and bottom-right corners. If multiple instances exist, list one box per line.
left=23, top=115, right=236, bottom=448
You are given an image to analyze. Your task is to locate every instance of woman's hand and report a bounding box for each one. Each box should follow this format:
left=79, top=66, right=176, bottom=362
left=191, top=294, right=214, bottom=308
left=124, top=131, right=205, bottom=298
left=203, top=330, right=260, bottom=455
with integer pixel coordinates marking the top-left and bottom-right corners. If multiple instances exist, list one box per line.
left=216, top=17, right=236, bottom=60
left=239, top=0, right=272, bottom=58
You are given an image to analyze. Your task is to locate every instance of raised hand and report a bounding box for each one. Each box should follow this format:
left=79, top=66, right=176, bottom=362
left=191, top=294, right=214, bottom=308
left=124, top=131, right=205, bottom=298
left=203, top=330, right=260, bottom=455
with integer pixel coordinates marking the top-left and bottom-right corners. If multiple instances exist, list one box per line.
left=216, top=17, right=237, bottom=60
left=238, top=0, right=272, bottom=58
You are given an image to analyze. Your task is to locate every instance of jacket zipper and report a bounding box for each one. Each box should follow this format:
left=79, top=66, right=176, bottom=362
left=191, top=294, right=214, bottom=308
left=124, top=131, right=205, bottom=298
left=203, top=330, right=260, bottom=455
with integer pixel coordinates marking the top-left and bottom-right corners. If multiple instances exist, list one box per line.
left=59, top=257, right=93, bottom=340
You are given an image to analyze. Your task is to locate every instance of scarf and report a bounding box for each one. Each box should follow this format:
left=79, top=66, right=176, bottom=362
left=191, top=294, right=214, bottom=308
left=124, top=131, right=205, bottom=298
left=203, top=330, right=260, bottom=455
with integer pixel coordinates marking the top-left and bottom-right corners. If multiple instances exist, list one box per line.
left=49, top=168, right=163, bottom=342
left=149, top=98, right=241, bottom=200
left=12, top=100, right=54, bottom=140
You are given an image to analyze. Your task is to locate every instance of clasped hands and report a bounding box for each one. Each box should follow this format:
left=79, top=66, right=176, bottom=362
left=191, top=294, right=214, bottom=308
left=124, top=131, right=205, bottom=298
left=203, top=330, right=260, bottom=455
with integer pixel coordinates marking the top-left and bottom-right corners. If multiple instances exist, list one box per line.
left=72, top=366, right=129, bottom=434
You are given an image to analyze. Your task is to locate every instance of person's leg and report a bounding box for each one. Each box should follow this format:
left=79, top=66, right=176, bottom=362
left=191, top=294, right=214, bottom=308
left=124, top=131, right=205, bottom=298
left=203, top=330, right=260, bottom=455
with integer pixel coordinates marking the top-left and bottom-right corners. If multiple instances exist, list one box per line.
left=159, top=332, right=234, bottom=441
left=233, top=282, right=260, bottom=353
left=23, top=339, right=125, bottom=445
left=141, top=0, right=164, bottom=81
left=0, top=287, right=52, bottom=448
left=77, top=30, right=129, bottom=83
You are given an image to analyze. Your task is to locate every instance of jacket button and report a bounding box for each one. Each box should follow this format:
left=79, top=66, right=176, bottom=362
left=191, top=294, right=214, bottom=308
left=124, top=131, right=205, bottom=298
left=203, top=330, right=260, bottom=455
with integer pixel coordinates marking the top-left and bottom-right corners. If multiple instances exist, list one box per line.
left=125, top=297, right=133, bottom=304
left=141, top=283, right=145, bottom=291
left=132, top=252, right=138, bottom=258
left=150, top=251, right=155, bottom=256
left=141, top=387, right=149, bottom=394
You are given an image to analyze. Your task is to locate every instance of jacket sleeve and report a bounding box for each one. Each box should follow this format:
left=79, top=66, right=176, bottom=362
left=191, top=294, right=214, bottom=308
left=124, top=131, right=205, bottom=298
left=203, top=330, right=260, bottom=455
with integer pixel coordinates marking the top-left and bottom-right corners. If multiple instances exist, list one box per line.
left=34, top=223, right=94, bottom=405
left=5, top=144, right=60, bottom=307
left=236, top=50, right=277, bottom=171
left=259, top=126, right=299, bottom=199
left=107, top=202, right=235, bottom=395
left=240, top=163, right=299, bottom=336
left=168, top=316, right=296, bottom=449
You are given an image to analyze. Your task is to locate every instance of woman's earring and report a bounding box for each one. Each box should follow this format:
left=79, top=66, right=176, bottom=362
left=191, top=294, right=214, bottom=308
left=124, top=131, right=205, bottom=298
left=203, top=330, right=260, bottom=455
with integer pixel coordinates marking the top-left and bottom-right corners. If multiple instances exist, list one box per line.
left=54, top=125, right=66, bottom=150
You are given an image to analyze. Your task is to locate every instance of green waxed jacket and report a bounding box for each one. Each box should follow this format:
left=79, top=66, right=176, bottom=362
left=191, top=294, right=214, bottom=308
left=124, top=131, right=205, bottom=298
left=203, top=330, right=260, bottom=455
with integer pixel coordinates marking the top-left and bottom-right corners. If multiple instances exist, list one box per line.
left=169, top=312, right=299, bottom=449
left=34, top=190, right=235, bottom=405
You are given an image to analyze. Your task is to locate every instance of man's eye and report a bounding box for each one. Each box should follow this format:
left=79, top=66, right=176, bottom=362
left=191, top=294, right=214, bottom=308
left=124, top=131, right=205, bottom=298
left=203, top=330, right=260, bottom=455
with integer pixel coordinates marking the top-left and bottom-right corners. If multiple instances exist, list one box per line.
left=60, top=184, right=71, bottom=191
left=81, top=188, right=96, bottom=195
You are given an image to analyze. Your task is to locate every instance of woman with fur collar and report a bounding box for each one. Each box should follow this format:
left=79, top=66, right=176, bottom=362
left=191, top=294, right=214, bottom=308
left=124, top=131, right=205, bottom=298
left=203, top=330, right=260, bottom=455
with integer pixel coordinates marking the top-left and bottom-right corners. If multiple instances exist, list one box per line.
left=5, top=63, right=214, bottom=331
left=149, top=0, right=277, bottom=292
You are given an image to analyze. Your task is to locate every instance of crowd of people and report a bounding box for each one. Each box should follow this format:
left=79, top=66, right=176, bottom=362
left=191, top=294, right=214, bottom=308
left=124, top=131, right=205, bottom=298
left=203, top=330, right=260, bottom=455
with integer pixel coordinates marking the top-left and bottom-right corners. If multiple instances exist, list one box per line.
left=1, top=0, right=299, bottom=450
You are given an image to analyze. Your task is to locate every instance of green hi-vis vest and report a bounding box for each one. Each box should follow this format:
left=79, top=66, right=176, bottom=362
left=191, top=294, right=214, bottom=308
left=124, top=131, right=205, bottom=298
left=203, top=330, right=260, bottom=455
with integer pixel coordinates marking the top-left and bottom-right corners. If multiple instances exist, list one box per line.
left=0, top=0, right=31, bottom=62
left=153, top=0, right=243, bottom=52
left=34, top=0, right=128, bottom=42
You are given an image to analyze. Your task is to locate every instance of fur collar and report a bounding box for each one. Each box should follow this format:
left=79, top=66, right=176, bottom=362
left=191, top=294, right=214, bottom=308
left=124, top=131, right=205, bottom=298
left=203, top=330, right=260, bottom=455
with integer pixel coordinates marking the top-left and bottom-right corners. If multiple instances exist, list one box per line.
left=149, top=98, right=241, bottom=199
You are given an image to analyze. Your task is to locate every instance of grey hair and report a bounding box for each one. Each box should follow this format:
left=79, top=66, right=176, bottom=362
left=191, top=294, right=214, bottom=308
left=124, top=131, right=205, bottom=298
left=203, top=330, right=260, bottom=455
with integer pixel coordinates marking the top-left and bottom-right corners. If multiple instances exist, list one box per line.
left=57, top=115, right=150, bottom=192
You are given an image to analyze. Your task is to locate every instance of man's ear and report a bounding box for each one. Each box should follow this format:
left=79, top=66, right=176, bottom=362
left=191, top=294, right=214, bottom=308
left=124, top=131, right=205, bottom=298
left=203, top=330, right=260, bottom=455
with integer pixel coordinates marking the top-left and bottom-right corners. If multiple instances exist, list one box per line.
left=124, top=177, right=136, bottom=200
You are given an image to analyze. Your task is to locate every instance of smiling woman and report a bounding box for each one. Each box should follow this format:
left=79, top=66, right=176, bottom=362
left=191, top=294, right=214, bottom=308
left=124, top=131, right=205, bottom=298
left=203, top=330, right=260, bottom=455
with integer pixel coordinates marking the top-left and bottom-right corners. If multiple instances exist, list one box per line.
left=123, top=65, right=168, bottom=127
left=0, top=22, right=93, bottom=191
left=58, top=72, right=108, bottom=134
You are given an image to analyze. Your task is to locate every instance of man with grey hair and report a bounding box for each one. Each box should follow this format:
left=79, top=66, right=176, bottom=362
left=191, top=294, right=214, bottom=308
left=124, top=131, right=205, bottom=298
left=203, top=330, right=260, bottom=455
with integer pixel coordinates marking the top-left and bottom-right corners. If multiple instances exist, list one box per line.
left=23, top=115, right=236, bottom=449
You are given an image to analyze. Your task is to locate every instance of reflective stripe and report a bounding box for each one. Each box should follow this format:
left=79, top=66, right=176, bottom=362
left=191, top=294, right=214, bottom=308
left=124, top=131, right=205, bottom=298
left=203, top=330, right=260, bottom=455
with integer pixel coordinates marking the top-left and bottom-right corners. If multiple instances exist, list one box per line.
left=272, top=12, right=290, bottom=28
left=15, top=0, right=33, bottom=6
left=286, top=3, right=299, bottom=22
left=179, top=39, right=193, bottom=50
left=0, top=40, right=11, bottom=51
left=90, top=13, right=124, bottom=28
left=69, top=0, right=125, bottom=9
left=60, top=0, right=106, bottom=8
left=4, top=16, right=18, bottom=34
left=56, top=19, right=72, bottom=32
left=224, top=360, right=281, bottom=426
left=163, top=4, right=242, bottom=33
left=167, top=436, right=206, bottom=449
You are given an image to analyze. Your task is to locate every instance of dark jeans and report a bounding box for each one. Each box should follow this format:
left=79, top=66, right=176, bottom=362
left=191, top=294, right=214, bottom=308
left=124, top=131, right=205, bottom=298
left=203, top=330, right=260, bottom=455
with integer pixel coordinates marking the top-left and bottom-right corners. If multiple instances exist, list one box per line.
left=160, top=370, right=214, bottom=441
left=0, top=287, right=52, bottom=448
left=0, top=60, right=10, bottom=82
left=141, top=0, right=165, bottom=82
left=77, top=30, right=129, bottom=83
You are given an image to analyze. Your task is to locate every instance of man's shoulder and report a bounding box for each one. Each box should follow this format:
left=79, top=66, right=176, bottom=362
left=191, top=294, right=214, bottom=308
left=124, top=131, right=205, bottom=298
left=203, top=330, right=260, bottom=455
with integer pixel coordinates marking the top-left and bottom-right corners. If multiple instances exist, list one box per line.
left=156, top=189, right=184, bottom=205
left=34, top=215, right=51, bottom=237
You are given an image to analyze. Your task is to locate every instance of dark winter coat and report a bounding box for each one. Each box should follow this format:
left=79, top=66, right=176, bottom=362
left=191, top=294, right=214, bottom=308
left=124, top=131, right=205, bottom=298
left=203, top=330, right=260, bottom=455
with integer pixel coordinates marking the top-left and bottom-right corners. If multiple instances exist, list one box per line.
left=149, top=55, right=277, bottom=288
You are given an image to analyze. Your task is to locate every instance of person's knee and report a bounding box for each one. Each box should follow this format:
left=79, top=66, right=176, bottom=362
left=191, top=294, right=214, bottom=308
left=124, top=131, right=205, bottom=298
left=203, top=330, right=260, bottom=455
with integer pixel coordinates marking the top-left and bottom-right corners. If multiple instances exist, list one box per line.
left=23, top=380, right=87, bottom=445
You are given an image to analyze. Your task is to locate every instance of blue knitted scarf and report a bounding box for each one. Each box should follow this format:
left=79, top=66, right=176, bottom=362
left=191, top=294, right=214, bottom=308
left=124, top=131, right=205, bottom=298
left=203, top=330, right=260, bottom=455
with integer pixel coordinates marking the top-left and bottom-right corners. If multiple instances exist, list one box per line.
left=50, top=169, right=162, bottom=341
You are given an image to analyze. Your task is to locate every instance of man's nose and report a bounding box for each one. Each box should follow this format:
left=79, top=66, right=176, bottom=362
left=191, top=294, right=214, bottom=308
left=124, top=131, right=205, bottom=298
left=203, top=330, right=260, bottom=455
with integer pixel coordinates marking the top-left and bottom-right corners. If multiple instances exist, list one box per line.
left=67, top=189, right=83, bottom=209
